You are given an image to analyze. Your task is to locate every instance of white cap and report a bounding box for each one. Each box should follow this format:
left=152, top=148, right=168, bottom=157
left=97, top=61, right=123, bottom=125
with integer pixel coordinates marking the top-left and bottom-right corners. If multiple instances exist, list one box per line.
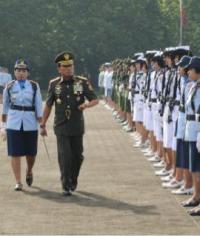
left=154, top=51, right=163, bottom=57
left=175, top=45, right=190, bottom=51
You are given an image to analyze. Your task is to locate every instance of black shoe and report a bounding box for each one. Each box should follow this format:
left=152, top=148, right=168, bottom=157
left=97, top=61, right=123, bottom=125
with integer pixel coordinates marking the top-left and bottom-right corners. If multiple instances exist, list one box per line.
left=181, top=200, right=200, bottom=207
left=70, top=181, right=78, bottom=192
left=26, top=174, right=33, bottom=186
left=62, top=189, right=72, bottom=196
left=189, top=210, right=200, bottom=216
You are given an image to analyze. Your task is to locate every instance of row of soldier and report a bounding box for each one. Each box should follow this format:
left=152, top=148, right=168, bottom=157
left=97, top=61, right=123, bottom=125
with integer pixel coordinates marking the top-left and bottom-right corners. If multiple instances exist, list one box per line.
left=98, top=46, right=200, bottom=216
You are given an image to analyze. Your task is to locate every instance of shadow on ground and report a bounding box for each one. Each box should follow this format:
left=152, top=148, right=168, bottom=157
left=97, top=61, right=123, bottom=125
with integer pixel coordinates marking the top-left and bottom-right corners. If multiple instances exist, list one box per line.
left=23, top=186, right=159, bottom=216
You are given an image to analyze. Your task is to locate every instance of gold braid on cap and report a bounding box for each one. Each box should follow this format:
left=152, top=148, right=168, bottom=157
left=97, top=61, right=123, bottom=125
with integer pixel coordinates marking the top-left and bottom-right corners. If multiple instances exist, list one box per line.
left=58, top=60, right=73, bottom=65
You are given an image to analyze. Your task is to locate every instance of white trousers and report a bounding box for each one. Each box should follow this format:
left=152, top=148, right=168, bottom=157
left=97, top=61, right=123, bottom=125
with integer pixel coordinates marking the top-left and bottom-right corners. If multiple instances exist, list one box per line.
left=133, top=101, right=144, bottom=122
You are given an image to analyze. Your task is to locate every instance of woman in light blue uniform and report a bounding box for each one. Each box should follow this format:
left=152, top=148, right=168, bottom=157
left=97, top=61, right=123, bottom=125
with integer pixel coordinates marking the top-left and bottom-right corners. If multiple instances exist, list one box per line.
left=1, top=59, right=43, bottom=191
left=172, top=55, right=193, bottom=195
left=181, top=57, right=200, bottom=214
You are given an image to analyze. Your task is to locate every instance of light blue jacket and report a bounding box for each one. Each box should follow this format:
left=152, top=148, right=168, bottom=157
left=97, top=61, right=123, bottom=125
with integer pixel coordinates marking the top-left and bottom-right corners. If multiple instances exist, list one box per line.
left=2, top=80, right=43, bottom=131
left=185, top=80, right=200, bottom=141
left=176, top=77, right=191, bottom=139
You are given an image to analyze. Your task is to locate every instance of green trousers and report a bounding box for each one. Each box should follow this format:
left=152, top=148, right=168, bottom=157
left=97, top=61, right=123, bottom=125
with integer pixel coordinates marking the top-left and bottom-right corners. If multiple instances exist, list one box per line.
left=56, top=135, right=84, bottom=190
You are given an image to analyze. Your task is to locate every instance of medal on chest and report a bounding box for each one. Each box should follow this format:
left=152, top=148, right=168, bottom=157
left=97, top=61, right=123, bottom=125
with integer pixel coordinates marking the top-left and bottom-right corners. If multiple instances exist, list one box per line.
left=55, top=84, right=62, bottom=104
left=73, top=81, right=83, bottom=95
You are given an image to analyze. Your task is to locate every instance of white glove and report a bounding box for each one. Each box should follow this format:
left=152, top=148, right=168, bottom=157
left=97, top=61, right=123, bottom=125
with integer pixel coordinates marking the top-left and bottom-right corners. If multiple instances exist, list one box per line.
left=196, top=132, right=200, bottom=153
left=0, top=122, right=6, bottom=141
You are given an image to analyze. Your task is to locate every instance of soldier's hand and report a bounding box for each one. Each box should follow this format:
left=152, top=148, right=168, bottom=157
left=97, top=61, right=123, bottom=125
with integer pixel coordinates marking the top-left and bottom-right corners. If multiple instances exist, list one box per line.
left=78, top=103, right=87, bottom=111
left=40, top=126, right=47, bottom=136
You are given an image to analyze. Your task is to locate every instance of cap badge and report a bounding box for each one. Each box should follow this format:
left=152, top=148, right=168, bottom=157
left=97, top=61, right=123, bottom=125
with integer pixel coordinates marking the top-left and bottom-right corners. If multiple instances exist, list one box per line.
left=64, top=54, right=69, bottom=60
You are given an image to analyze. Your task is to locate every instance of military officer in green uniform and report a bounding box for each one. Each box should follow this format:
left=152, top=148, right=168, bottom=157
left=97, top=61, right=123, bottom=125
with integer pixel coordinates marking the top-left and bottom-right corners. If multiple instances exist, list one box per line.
left=40, top=51, right=98, bottom=196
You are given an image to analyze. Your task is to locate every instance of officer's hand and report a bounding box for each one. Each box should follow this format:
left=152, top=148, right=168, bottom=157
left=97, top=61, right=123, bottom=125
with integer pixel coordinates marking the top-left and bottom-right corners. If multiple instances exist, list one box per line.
left=0, top=128, right=6, bottom=141
left=40, top=127, right=47, bottom=136
left=196, top=132, right=200, bottom=153
left=78, top=103, right=87, bottom=111
left=0, top=122, right=6, bottom=141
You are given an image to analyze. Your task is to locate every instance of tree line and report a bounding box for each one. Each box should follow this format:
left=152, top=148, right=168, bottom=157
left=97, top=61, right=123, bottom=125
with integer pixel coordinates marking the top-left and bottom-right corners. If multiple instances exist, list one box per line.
left=0, top=0, right=199, bottom=88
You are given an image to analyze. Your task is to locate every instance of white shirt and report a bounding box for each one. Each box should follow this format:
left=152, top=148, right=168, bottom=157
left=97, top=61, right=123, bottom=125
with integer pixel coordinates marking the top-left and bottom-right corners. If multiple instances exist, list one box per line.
left=0, top=72, right=12, bottom=87
left=98, top=71, right=105, bottom=88
left=103, top=71, right=113, bottom=89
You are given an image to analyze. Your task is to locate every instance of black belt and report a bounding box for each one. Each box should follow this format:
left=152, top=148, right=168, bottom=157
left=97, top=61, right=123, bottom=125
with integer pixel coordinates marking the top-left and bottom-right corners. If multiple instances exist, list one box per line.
left=10, top=105, right=35, bottom=111
left=186, top=114, right=195, bottom=121
left=150, top=98, right=157, bottom=103
left=186, top=114, right=200, bottom=121
left=134, top=91, right=139, bottom=94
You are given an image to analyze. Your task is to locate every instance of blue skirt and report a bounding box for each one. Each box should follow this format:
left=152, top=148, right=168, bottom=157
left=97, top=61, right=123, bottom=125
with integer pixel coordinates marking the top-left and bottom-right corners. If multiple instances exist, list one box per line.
left=7, top=126, right=38, bottom=157
left=176, top=139, right=189, bottom=169
left=0, top=85, right=4, bottom=94
left=189, top=142, right=200, bottom=172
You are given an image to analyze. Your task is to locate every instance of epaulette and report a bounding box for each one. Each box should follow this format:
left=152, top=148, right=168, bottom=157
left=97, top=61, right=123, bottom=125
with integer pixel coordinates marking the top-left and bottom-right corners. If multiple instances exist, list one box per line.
left=29, top=80, right=38, bottom=86
left=49, top=77, right=61, bottom=84
left=76, top=75, right=88, bottom=81
left=6, top=80, right=15, bottom=89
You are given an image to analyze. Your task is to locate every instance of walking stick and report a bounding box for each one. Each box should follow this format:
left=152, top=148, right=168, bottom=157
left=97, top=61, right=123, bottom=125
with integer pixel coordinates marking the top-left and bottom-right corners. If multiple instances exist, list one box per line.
left=42, top=136, right=51, bottom=161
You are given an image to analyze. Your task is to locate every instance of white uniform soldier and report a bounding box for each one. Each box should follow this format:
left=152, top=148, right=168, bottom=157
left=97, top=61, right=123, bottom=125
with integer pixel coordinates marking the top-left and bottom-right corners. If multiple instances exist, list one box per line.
left=133, top=57, right=145, bottom=123
left=103, top=63, right=113, bottom=107
left=155, top=47, right=176, bottom=176
left=98, top=64, right=105, bottom=98
left=133, top=56, right=148, bottom=147
left=143, top=51, right=158, bottom=136
left=150, top=52, right=165, bottom=161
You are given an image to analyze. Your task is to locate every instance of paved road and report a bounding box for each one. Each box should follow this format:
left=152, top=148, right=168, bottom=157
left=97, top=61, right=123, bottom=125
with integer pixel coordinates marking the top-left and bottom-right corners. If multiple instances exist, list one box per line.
left=0, top=103, right=199, bottom=235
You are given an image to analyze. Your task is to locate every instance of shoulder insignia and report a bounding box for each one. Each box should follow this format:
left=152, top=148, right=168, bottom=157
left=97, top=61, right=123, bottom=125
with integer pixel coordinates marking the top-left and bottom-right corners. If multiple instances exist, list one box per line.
left=48, top=77, right=61, bottom=91
left=50, top=77, right=61, bottom=84
left=6, top=80, right=15, bottom=89
left=29, top=80, right=38, bottom=86
left=76, top=75, right=88, bottom=81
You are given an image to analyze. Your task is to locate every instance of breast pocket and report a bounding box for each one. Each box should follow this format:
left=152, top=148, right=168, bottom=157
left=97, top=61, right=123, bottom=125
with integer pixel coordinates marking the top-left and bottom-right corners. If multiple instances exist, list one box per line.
left=10, top=92, right=19, bottom=103
left=24, top=91, right=34, bottom=103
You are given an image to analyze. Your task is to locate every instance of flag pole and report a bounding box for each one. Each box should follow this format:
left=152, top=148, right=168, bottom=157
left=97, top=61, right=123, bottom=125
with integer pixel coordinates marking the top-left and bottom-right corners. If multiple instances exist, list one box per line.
left=179, top=0, right=183, bottom=45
